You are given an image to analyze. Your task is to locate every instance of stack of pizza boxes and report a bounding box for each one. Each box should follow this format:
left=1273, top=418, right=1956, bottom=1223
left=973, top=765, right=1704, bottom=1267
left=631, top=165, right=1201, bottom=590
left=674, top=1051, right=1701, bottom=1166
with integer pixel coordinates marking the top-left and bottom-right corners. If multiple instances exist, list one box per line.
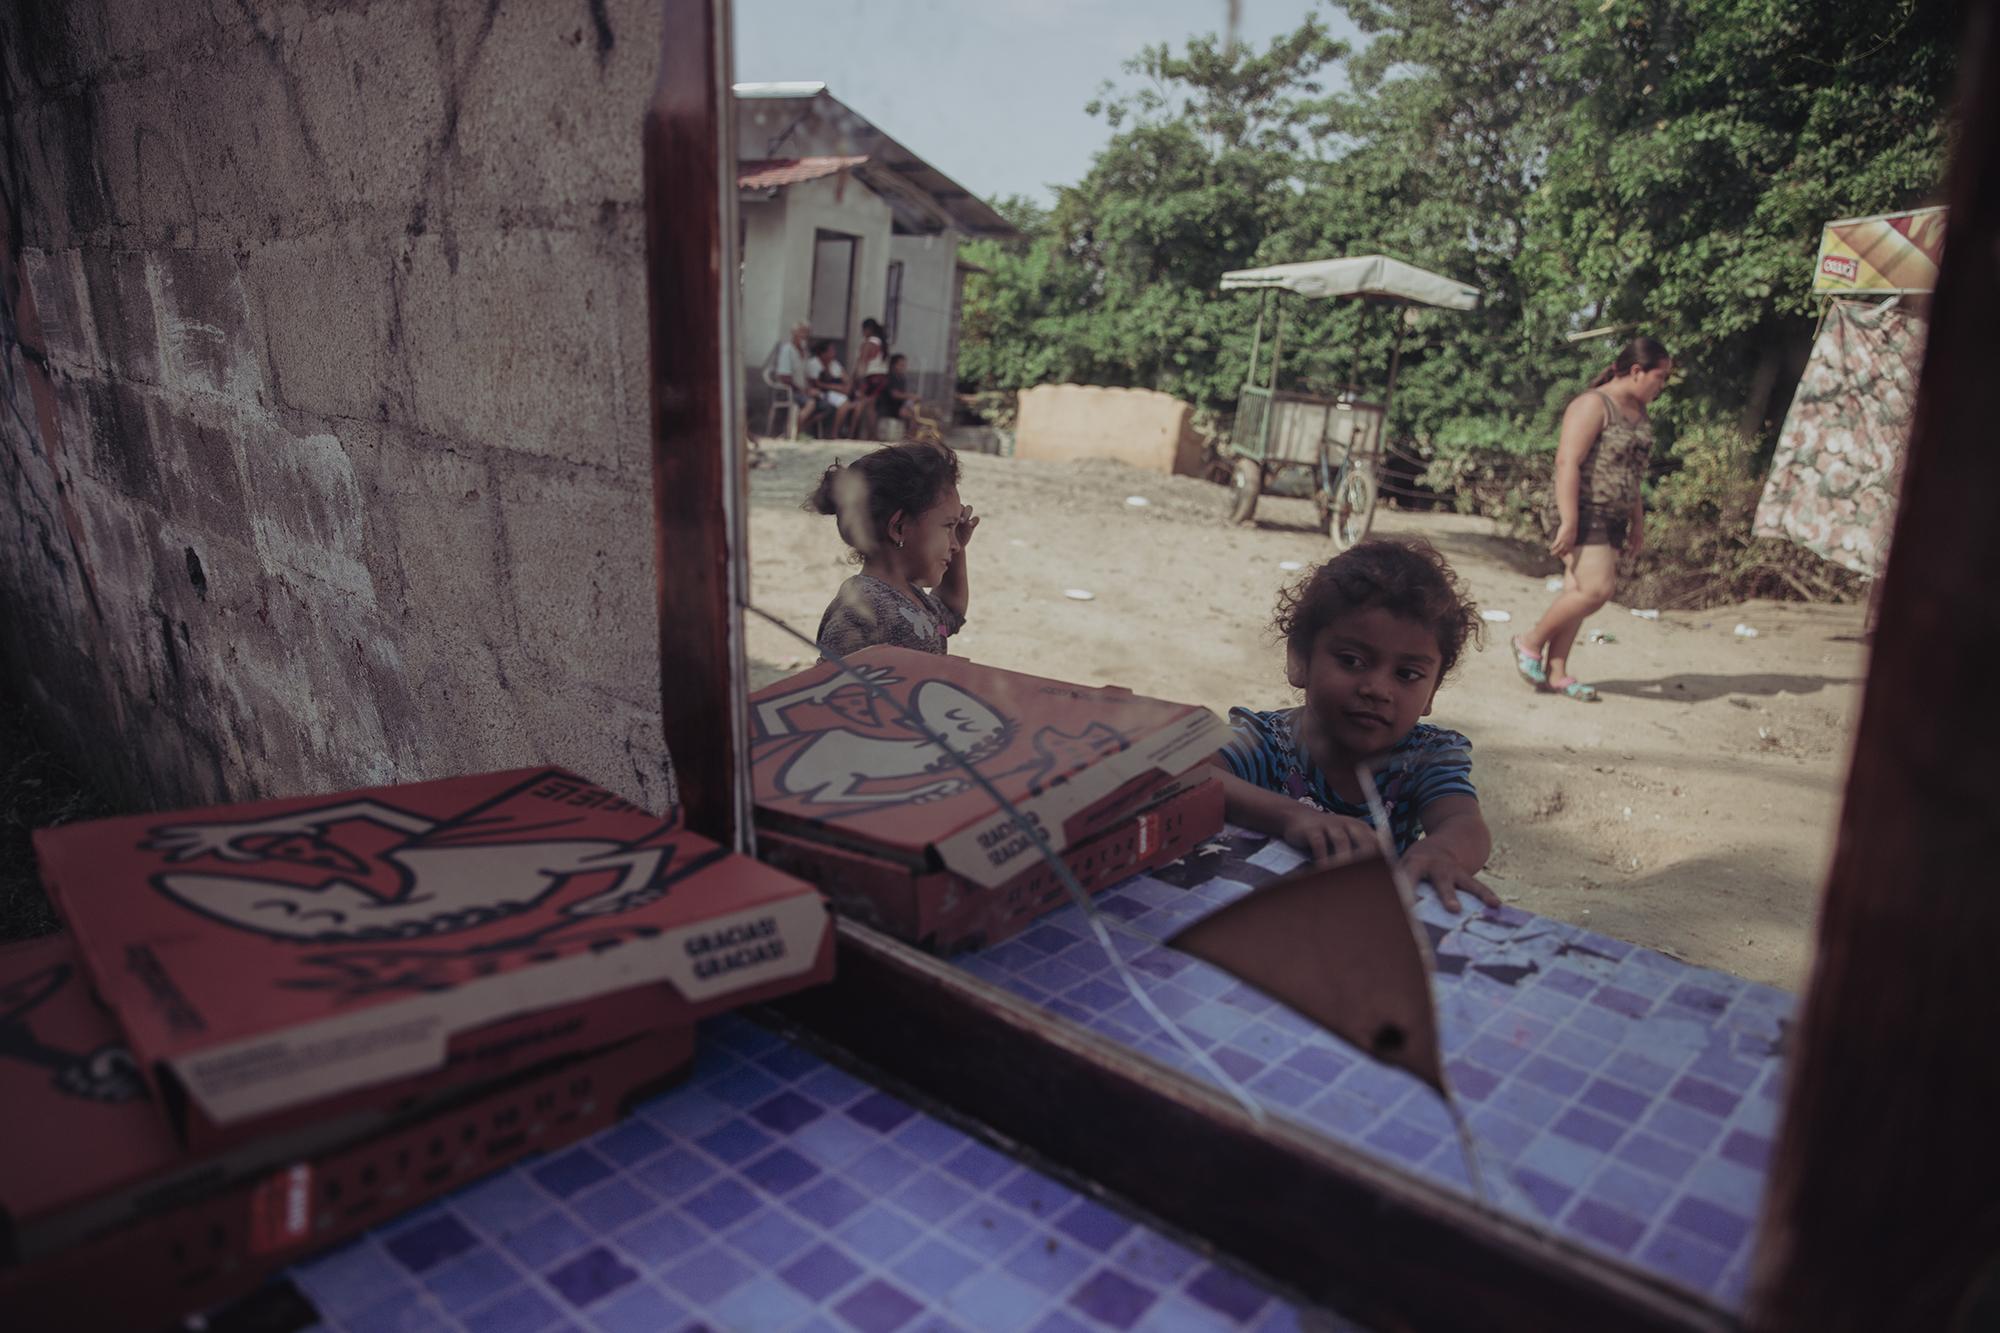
left=0, top=767, right=832, bottom=1329
left=750, top=646, right=1230, bottom=954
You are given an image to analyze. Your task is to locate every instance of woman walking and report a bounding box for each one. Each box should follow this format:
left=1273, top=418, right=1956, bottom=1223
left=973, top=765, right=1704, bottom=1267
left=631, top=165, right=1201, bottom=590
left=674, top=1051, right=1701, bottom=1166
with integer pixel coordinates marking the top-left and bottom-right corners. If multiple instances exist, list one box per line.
left=1512, top=336, right=1674, bottom=701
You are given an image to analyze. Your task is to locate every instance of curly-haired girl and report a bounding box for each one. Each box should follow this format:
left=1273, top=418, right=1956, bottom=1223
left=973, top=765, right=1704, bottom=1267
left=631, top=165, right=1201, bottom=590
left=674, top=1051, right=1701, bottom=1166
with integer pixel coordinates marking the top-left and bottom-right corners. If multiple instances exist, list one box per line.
left=1209, top=538, right=1499, bottom=912
left=805, top=441, right=978, bottom=659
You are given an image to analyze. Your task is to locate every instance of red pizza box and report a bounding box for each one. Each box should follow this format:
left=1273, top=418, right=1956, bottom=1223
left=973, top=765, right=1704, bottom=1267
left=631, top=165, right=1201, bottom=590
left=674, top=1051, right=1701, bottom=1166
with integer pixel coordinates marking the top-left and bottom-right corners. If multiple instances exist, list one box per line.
left=760, top=779, right=1223, bottom=954
left=33, top=767, right=831, bottom=1147
left=749, top=647, right=1230, bottom=893
left=0, top=932, right=691, bottom=1330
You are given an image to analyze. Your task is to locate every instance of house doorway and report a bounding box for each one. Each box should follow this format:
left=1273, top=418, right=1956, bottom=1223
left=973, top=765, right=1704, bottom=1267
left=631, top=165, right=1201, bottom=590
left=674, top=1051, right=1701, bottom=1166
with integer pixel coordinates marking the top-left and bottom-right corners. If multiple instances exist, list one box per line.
left=808, top=229, right=857, bottom=361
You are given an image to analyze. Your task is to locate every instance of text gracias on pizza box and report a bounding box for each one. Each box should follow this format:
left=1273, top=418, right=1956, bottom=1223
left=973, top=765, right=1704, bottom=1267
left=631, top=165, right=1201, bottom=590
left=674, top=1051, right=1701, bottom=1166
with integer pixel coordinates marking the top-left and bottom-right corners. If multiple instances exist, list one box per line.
left=748, top=647, right=1230, bottom=949
left=33, top=767, right=832, bottom=1149
left=0, top=930, right=693, bottom=1331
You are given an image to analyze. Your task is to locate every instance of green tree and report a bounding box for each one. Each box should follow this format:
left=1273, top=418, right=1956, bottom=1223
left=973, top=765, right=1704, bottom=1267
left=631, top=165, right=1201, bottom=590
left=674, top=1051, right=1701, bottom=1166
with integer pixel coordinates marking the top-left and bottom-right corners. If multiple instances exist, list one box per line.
left=959, top=20, right=1348, bottom=408
left=959, top=0, right=1955, bottom=462
left=1520, top=0, right=1954, bottom=440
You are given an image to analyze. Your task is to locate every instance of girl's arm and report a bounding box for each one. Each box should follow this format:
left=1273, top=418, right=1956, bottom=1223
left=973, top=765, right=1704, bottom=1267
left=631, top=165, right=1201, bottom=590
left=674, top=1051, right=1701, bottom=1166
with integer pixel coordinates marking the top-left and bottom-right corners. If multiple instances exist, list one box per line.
left=1402, top=794, right=1500, bottom=912
left=935, top=507, right=977, bottom=620
left=1205, top=760, right=1376, bottom=864
left=1548, top=395, right=1604, bottom=557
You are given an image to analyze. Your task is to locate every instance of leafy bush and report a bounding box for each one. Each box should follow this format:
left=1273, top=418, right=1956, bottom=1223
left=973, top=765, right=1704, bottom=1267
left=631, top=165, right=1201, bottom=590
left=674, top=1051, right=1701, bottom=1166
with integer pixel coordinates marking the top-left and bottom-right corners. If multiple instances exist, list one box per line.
left=1419, top=418, right=1555, bottom=538
left=1622, top=424, right=1867, bottom=609
left=1423, top=417, right=1867, bottom=609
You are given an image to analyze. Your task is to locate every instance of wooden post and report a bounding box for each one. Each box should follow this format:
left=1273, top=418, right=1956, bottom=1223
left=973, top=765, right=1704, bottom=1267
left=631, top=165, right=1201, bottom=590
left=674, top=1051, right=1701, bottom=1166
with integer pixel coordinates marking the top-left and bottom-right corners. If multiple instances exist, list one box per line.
left=1748, top=5, right=2000, bottom=1327
left=645, top=0, right=753, bottom=849
left=1246, top=288, right=1267, bottom=387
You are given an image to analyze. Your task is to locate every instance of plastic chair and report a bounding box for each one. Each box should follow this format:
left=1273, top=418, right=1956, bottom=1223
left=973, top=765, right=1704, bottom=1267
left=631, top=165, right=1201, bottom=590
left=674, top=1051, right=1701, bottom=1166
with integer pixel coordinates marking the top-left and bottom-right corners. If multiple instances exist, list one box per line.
left=761, top=361, right=801, bottom=440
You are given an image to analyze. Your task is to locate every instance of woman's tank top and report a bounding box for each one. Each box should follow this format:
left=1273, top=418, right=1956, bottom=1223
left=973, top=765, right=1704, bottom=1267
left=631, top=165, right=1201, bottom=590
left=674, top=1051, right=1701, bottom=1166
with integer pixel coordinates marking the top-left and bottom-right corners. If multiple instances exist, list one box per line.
left=1576, top=389, right=1653, bottom=513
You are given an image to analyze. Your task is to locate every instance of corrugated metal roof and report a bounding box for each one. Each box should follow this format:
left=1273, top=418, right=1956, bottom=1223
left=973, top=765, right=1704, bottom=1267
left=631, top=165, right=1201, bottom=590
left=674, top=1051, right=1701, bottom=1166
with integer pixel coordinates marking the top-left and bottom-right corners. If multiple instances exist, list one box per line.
left=732, top=87, right=1018, bottom=238
left=737, top=156, right=869, bottom=191
left=734, top=81, right=828, bottom=99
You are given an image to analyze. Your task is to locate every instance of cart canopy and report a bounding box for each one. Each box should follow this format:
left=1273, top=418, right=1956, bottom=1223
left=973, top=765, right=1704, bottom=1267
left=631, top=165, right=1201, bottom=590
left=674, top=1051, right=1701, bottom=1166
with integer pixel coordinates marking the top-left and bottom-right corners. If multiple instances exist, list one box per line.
left=1219, top=255, right=1480, bottom=310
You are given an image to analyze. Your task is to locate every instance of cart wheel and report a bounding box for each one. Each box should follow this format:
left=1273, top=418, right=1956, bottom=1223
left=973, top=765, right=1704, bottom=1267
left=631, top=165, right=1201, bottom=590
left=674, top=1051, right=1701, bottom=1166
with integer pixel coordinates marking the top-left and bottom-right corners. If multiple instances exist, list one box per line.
left=1228, top=458, right=1262, bottom=526
left=1328, top=468, right=1379, bottom=551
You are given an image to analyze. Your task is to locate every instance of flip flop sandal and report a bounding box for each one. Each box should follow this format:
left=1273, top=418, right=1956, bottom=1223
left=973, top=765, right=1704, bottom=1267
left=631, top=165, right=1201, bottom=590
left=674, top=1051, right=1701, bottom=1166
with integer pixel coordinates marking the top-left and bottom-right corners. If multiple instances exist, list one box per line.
left=1511, top=637, right=1549, bottom=689
left=1547, top=676, right=1600, bottom=702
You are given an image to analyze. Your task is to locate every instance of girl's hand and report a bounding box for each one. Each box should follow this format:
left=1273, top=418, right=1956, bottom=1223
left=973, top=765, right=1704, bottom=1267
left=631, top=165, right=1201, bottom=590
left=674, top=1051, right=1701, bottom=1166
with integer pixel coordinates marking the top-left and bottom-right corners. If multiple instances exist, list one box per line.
left=1399, top=841, right=1503, bottom=913
left=1280, top=806, right=1378, bottom=867
left=955, top=506, right=979, bottom=548
left=1548, top=520, right=1577, bottom=559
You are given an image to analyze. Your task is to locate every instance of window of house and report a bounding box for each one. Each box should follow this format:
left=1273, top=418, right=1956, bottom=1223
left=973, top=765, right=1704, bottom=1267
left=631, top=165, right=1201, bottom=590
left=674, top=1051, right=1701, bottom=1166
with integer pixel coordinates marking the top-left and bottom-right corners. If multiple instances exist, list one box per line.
left=884, top=260, right=904, bottom=346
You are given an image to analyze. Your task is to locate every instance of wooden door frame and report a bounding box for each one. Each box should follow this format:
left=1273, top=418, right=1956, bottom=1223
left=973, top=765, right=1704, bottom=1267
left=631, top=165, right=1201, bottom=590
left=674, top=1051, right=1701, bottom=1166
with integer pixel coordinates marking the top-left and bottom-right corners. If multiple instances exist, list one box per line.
left=647, top=1, right=2000, bottom=1327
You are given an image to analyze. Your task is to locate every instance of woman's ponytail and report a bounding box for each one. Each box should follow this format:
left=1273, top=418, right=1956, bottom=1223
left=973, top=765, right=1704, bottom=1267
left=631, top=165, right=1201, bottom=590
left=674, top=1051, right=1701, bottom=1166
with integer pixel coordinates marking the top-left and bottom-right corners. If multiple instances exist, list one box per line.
left=1590, top=335, right=1672, bottom=389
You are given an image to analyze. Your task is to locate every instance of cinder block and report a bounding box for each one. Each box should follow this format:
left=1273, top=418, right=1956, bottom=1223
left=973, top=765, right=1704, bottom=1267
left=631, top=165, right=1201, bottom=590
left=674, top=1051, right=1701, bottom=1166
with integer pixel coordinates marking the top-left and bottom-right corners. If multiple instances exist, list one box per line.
left=76, top=247, right=162, bottom=383
left=96, top=0, right=219, bottom=69
left=171, top=42, right=338, bottom=247
left=398, top=228, right=636, bottom=469
left=608, top=205, right=653, bottom=473
left=285, top=4, right=446, bottom=218
left=21, top=247, right=96, bottom=371
left=64, top=472, right=158, bottom=611
left=1015, top=384, right=1208, bottom=477
left=238, top=415, right=375, bottom=603
left=444, top=0, right=655, bottom=221
left=150, top=394, right=258, bottom=549
left=494, top=457, right=657, bottom=708
left=155, top=248, right=263, bottom=400
left=518, top=684, right=676, bottom=814
left=85, top=74, right=165, bottom=239
left=55, top=374, right=162, bottom=501
left=356, top=428, right=513, bottom=679
left=239, top=233, right=396, bottom=420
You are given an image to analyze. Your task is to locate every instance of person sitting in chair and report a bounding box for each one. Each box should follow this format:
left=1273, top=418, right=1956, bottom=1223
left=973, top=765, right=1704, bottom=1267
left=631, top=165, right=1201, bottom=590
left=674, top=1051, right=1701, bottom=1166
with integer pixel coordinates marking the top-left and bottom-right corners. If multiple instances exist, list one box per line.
left=834, top=318, right=890, bottom=439
left=877, top=354, right=944, bottom=444
left=772, top=321, right=814, bottom=432
left=805, top=340, right=847, bottom=438
left=876, top=354, right=916, bottom=429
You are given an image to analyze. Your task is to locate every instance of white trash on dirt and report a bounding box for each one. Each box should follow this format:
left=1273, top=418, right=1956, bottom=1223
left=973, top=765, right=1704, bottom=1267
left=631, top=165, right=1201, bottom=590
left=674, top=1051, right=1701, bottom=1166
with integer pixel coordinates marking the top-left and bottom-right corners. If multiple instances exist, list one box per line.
left=1587, top=630, right=1617, bottom=644
left=1630, top=608, right=1661, bottom=620
left=1733, top=623, right=1760, bottom=638
left=1009, top=538, right=1026, bottom=547
left=1545, top=577, right=1565, bottom=591
left=1125, top=495, right=1151, bottom=507
left=1279, top=560, right=1304, bottom=572
left=1480, top=609, right=1513, bottom=623
left=1064, top=588, right=1096, bottom=601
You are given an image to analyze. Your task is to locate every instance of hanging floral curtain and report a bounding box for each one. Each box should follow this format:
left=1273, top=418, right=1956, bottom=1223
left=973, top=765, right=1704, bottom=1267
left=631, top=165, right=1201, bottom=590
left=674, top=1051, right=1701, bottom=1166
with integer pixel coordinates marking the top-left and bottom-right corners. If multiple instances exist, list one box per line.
left=1754, top=299, right=1926, bottom=580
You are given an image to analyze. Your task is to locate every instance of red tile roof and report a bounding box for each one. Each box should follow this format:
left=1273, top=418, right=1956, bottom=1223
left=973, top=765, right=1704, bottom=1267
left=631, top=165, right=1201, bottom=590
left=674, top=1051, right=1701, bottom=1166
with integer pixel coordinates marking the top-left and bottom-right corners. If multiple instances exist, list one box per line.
left=737, top=156, right=869, bottom=190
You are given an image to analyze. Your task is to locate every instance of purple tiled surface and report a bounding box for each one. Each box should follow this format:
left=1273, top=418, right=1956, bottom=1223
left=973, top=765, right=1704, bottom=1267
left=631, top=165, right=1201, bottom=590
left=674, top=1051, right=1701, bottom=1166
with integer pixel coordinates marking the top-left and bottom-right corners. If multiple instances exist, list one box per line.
left=288, top=1015, right=1350, bottom=1332
left=953, top=827, right=1793, bottom=1310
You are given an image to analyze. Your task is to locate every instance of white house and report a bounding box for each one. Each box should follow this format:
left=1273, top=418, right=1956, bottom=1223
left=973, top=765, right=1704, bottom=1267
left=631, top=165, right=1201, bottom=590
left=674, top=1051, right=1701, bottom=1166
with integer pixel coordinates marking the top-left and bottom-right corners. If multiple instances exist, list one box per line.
left=735, top=83, right=1017, bottom=428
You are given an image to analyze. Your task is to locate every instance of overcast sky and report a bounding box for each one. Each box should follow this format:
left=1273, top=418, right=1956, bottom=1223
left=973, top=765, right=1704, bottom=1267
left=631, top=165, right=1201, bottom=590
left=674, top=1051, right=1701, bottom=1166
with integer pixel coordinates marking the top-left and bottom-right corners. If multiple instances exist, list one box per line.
left=734, top=0, right=1359, bottom=206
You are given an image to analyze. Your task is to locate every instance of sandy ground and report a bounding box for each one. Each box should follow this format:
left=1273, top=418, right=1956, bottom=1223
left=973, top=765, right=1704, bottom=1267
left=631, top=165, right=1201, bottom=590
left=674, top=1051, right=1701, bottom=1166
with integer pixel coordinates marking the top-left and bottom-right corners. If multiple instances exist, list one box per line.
left=745, top=441, right=1867, bottom=992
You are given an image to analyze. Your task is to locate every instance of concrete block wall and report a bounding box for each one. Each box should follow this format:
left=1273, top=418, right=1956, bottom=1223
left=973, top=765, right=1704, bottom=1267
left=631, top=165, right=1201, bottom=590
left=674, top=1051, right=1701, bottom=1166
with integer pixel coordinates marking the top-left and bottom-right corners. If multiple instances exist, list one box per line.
left=0, top=0, right=676, bottom=814
left=1014, top=385, right=1208, bottom=478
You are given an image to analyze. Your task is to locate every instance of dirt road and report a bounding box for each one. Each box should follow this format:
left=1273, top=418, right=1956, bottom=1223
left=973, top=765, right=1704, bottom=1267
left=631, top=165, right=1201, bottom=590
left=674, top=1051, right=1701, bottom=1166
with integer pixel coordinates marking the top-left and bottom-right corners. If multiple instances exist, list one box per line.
left=746, top=441, right=1866, bottom=990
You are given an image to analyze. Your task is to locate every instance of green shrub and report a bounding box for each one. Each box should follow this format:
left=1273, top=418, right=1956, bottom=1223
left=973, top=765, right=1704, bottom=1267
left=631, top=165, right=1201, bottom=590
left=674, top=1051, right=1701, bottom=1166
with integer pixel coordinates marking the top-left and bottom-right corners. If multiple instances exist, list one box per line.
left=1624, top=423, right=1866, bottom=609
left=1419, top=418, right=1555, bottom=539
left=1423, top=417, right=1866, bottom=609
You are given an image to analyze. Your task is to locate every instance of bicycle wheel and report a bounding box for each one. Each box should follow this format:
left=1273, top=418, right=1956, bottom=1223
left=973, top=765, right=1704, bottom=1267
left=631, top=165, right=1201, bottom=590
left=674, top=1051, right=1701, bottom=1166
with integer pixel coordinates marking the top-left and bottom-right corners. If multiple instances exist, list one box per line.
left=1328, top=466, right=1379, bottom=551
left=1228, top=457, right=1263, bottom=526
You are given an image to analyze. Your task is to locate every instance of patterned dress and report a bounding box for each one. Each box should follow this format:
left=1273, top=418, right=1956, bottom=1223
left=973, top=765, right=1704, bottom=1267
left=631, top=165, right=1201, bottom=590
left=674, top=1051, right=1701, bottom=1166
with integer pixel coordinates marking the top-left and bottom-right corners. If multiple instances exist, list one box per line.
left=815, top=574, right=964, bottom=660
left=1568, top=390, right=1653, bottom=547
